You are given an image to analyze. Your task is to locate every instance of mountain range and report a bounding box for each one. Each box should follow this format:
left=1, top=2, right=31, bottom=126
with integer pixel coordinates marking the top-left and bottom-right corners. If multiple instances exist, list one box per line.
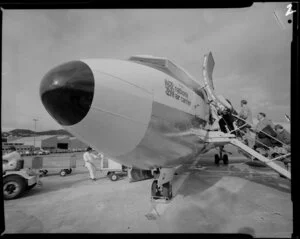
left=2, top=129, right=73, bottom=137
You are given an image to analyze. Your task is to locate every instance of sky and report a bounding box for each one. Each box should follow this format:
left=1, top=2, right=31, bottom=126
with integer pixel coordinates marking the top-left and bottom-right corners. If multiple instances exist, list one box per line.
left=2, top=3, right=292, bottom=132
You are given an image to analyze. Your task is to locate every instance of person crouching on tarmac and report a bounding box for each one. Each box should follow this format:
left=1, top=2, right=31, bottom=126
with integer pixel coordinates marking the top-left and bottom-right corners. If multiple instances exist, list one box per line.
left=83, top=147, right=103, bottom=181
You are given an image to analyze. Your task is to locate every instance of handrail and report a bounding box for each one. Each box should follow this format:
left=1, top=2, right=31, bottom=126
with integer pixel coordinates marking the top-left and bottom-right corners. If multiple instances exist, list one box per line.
left=231, top=114, right=289, bottom=147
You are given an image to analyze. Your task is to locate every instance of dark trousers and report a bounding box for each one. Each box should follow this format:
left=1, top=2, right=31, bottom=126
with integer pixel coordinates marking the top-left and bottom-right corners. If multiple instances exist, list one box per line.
left=219, top=115, right=235, bottom=133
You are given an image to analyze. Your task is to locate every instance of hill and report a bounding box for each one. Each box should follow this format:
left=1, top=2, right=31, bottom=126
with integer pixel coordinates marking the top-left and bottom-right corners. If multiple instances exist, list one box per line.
left=4, top=129, right=73, bottom=137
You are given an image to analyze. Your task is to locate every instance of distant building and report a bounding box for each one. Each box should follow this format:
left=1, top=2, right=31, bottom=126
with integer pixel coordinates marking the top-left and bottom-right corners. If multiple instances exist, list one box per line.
left=69, top=137, right=89, bottom=150
left=2, top=142, right=34, bottom=155
left=4, top=135, right=88, bottom=154
left=7, top=135, right=58, bottom=150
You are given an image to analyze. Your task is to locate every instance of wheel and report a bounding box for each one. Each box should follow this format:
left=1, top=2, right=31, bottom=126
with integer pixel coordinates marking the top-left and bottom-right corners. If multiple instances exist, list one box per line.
left=60, top=169, right=67, bottom=177
left=110, top=173, right=119, bottom=181
left=214, top=154, right=220, bottom=165
left=65, top=169, right=71, bottom=174
left=222, top=154, right=229, bottom=165
left=151, top=180, right=160, bottom=199
left=40, top=170, right=48, bottom=176
left=3, top=175, right=26, bottom=200
left=162, top=182, right=172, bottom=200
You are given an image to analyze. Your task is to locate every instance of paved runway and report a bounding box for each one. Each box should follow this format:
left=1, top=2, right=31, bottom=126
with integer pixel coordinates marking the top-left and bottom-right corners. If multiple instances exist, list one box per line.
left=4, top=152, right=292, bottom=236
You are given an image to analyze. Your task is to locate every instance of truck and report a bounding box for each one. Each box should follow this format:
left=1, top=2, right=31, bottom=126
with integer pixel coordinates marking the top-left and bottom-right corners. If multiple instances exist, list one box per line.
left=3, top=158, right=41, bottom=200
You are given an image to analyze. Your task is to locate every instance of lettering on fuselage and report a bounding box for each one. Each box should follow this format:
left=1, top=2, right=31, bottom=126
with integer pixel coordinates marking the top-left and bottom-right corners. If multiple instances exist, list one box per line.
left=164, top=79, right=191, bottom=106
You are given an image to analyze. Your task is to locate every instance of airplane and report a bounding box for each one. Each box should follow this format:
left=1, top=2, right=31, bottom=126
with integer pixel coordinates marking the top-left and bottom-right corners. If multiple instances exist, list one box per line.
left=39, top=52, right=290, bottom=201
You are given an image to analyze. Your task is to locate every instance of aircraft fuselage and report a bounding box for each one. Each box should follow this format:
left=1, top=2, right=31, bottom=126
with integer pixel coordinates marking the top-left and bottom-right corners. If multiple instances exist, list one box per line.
left=40, top=57, right=211, bottom=169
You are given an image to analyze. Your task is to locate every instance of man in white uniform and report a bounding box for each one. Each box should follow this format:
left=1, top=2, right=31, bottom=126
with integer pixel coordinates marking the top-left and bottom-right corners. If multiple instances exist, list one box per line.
left=83, top=147, right=102, bottom=181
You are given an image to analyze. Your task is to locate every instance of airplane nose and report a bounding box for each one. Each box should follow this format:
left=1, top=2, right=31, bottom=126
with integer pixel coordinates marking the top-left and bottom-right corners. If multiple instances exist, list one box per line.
left=40, top=61, right=95, bottom=126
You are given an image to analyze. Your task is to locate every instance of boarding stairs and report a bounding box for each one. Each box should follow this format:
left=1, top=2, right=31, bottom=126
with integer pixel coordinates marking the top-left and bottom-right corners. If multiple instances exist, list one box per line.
left=198, top=51, right=291, bottom=180
left=191, top=128, right=291, bottom=180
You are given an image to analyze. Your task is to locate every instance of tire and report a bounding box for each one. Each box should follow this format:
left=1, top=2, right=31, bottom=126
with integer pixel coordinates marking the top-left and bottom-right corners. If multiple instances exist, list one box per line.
left=60, top=169, right=67, bottom=177
left=151, top=180, right=160, bottom=199
left=223, top=154, right=229, bottom=165
left=65, top=169, right=71, bottom=174
left=3, top=175, right=26, bottom=200
left=110, top=173, right=119, bottom=181
left=214, top=154, right=220, bottom=165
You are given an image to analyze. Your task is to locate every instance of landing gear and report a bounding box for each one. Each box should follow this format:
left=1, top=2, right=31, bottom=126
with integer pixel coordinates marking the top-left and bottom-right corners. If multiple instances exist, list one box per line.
left=222, top=154, right=229, bottom=165
left=214, top=146, right=229, bottom=165
left=151, top=168, right=174, bottom=201
left=214, top=154, right=220, bottom=165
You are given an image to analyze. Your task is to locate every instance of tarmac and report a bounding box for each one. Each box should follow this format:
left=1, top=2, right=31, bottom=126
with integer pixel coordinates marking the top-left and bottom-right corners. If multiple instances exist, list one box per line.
left=3, top=149, right=292, bottom=236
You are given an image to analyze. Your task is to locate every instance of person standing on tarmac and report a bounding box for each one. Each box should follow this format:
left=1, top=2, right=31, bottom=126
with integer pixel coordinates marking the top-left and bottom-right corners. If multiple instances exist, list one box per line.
left=83, top=147, right=103, bottom=181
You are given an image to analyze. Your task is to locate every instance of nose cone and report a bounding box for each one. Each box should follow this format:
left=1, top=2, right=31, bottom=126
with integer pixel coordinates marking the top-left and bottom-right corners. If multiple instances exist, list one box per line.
left=40, top=61, right=94, bottom=126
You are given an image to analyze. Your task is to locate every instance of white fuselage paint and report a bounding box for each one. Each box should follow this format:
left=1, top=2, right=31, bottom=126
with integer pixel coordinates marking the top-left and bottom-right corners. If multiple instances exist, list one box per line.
left=65, top=59, right=210, bottom=170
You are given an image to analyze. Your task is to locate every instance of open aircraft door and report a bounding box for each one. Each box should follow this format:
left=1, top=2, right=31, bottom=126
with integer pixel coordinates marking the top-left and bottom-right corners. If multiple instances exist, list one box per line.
left=202, top=52, right=232, bottom=112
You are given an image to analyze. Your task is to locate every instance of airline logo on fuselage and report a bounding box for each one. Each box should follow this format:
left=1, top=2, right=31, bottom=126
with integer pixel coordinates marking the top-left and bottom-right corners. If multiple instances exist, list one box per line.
left=164, top=79, right=191, bottom=106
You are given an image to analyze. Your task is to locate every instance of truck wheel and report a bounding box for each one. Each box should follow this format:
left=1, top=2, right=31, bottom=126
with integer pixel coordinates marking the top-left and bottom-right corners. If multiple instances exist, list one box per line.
left=3, top=175, right=26, bottom=200
left=60, top=169, right=67, bottom=177
left=110, top=173, right=119, bottom=181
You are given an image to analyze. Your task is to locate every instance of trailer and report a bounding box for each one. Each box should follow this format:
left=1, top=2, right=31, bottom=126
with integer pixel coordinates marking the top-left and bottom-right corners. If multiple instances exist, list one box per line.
left=100, top=157, right=128, bottom=181
left=36, top=154, right=77, bottom=177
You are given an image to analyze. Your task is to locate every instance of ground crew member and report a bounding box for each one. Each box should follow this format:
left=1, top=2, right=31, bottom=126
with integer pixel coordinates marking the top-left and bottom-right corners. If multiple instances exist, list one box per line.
left=3, top=146, right=23, bottom=172
left=83, top=147, right=102, bottom=181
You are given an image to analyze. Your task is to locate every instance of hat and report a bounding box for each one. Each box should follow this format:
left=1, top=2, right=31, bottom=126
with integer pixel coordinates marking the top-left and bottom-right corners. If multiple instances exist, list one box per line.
left=241, top=99, right=247, bottom=104
left=86, top=147, right=92, bottom=151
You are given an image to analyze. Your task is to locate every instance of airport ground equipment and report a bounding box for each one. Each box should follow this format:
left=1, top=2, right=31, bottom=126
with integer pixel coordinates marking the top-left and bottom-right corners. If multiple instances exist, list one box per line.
left=36, top=154, right=77, bottom=177
left=100, top=157, right=127, bottom=181
left=3, top=157, right=42, bottom=200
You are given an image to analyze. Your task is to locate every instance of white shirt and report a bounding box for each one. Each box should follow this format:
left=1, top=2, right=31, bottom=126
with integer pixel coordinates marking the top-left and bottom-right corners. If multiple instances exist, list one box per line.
left=83, top=152, right=100, bottom=166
